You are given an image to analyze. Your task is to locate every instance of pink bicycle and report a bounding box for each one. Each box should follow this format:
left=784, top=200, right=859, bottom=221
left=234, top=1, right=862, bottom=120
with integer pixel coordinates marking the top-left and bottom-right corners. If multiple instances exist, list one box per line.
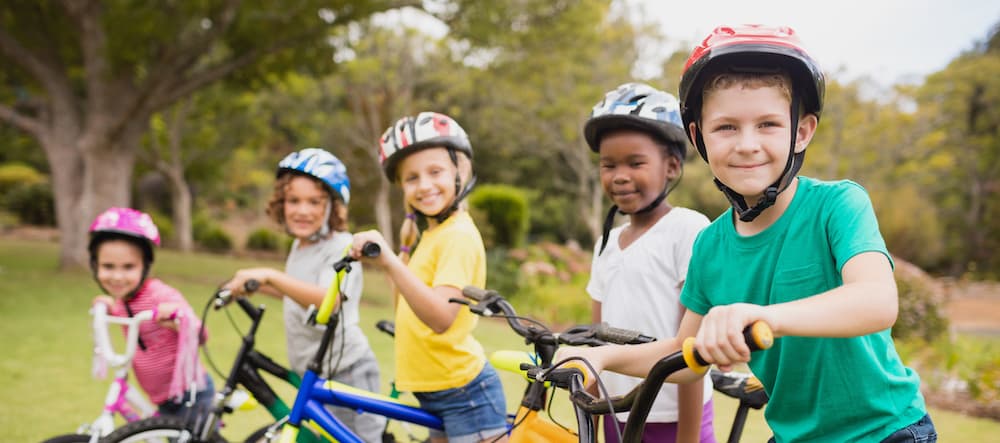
left=41, top=303, right=158, bottom=443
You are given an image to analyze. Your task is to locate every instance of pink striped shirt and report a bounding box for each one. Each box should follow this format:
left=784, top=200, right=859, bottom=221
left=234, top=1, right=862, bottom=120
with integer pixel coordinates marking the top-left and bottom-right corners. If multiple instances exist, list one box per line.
left=110, top=278, right=206, bottom=404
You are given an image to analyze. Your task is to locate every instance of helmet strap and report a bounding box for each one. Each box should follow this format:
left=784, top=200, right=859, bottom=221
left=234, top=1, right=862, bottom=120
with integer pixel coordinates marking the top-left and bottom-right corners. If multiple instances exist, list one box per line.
left=305, top=196, right=334, bottom=242
left=712, top=95, right=803, bottom=222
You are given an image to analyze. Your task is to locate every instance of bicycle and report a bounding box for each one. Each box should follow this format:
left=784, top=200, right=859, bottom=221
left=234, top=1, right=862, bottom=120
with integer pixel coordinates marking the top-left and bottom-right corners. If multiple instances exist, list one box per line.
left=530, top=320, right=773, bottom=443
left=41, top=303, right=158, bottom=443
left=460, top=287, right=773, bottom=443
left=101, top=280, right=325, bottom=443
left=452, top=285, right=657, bottom=443
left=240, top=242, right=468, bottom=443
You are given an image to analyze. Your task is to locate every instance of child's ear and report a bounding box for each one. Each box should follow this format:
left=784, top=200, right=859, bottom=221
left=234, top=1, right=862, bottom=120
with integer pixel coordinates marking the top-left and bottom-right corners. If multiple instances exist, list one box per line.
left=666, top=154, right=682, bottom=179
left=687, top=122, right=699, bottom=143
left=795, top=114, right=819, bottom=153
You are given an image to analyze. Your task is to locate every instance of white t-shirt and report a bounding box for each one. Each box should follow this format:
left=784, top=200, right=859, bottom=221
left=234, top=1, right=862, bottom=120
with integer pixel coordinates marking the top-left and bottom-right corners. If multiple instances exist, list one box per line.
left=284, top=231, right=372, bottom=376
left=587, top=206, right=712, bottom=423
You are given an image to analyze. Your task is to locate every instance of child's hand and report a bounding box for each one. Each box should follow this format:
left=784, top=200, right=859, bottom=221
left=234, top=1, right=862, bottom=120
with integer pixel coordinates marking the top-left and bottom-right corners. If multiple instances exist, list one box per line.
left=553, top=346, right=600, bottom=389
left=92, top=295, right=115, bottom=309
left=695, top=303, right=770, bottom=371
left=154, top=302, right=182, bottom=327
left=225, top=268, right=273, bottom=296
left=350, top=230, right=391, bottom=265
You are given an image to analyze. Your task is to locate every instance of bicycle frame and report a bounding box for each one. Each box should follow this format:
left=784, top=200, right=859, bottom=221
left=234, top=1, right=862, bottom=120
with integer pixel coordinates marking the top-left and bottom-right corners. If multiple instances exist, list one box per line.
left=74, top=303, right=157, bottom=441
left=278, top=247, right=447, bottom=443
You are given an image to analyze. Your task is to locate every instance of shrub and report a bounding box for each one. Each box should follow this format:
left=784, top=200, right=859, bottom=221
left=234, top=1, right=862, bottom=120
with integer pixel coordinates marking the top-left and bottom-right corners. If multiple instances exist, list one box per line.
left=4, top=181, right=55, bottom=226
left=146, top=210, right=175, bottom=246
left=246, top=228, right=281, bottom=251
left=469, top=184, right=529, bottom=248
left=892, top=258, right=949, bottom=342
left=197, top=226, right=233, bottom=253
left=0, top=162, right=44, bottom=195
left=484, top=247, right=524, bottom=300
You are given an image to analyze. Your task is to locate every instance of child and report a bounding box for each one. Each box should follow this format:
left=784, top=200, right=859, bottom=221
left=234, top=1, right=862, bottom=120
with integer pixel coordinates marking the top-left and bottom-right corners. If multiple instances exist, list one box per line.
left=348, top=112, right=509, bottom=443
left=583, top=83, right=715, bottom=443
left=223, top=148, right=386, bottom=442
left=559, top=25, right=936, bottom=442
left=88, top=207, right=213, bottom=417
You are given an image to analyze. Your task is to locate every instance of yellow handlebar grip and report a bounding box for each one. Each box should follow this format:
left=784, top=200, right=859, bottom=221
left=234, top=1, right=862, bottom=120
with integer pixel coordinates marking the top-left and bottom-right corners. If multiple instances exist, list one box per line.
left=748, top=321, right=774, bottom=351
left=682, top=337, right=710, bottom=375
left=561, top=360, right=593, bottom=387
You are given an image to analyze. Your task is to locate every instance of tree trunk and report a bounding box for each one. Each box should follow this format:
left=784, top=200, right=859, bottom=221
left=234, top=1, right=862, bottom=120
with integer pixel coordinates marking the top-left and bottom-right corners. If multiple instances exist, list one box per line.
left=41, top=135, right=87, bottom=269
left=165, top=168, right=194, bottom=252
left=374, top=177, right=395, bottom=250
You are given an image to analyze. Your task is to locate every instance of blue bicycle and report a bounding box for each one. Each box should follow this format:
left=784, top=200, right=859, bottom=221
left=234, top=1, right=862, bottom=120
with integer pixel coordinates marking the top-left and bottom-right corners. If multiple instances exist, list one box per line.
left=261, top=243, right=447, bottom=443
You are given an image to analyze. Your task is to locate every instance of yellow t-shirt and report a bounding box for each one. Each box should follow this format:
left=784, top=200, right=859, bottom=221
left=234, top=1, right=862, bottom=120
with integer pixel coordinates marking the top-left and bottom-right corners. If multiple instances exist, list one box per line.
left=394, top=211, right=487, bottom=392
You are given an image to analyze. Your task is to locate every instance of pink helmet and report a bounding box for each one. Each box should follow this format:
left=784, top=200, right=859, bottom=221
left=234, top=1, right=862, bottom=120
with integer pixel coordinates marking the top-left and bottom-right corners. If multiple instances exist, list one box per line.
left=88, top=207, right=161, bottom=265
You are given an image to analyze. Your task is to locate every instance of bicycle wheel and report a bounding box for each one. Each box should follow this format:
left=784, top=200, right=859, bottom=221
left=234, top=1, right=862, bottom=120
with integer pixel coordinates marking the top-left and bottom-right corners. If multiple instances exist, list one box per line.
left=101, top=416, right=225, bottom=443
left=40, top=434, right=93, bottom=443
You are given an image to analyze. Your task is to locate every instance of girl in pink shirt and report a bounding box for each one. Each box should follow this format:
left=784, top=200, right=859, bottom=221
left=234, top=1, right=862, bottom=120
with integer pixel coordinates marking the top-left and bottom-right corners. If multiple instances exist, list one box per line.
left=88, top=207, right=212, bottom=416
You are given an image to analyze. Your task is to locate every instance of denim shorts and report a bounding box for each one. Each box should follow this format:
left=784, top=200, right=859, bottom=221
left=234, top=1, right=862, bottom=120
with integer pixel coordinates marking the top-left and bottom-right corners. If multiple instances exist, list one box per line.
left=413, top=364, right=508, bottom=443
left=879, top=414, right=937, bottom=443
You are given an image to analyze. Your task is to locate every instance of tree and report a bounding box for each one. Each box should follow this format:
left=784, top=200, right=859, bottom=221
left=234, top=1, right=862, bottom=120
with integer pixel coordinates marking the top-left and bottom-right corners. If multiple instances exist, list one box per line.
left=0, top=0, right=413, bottom=268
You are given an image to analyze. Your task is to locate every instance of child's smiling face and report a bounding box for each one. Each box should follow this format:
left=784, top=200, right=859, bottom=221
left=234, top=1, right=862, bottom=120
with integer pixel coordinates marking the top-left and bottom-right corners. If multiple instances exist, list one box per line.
left=95, top=240, right=145, bottom=299
left=398, top=147, right=458, bottom=218
left=598, top=131, right=679, bottom=214
left=696, top=83, right=816, bottom=204
left=283, top=175, right=329, bottom=243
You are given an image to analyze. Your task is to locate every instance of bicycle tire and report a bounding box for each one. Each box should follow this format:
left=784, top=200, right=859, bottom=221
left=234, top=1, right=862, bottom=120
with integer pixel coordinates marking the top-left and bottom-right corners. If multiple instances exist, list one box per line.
left=40, top=434, right=93, bottom=443
left=242, top=425, right=270, bottom=443
left=100, top=416, right=226, bottom=443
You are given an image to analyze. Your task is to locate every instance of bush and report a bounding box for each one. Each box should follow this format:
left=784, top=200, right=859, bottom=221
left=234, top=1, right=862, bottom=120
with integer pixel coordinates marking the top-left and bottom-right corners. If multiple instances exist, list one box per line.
left=146, top=210, right=175, bottom=246
left=246, top=228, right=282, bottom=251
left=892, top=258, right=949, bottom=342
left=484, top=247, right=524, bottom=300
left=4, top=181, right=55, bottom=226
left=469, top=184, right=529, bottom=248
left=197, top=226, right=233, bottom=253
left=0, top=162, right=44, bottom=195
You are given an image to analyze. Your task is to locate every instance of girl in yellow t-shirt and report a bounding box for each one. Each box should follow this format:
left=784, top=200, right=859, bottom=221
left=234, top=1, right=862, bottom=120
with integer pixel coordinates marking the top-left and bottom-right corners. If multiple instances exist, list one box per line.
left=350, top=112, right=507, bottom=443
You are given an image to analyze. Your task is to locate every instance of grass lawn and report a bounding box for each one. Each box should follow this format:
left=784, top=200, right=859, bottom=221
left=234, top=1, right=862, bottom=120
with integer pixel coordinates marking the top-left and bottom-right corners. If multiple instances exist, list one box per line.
left=1, top=237, right=997, bottom=442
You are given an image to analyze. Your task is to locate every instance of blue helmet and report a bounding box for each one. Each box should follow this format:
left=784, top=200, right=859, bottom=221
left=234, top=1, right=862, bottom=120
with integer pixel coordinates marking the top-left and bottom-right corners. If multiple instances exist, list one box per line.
left=584, top=82, right=688, bottom=160
left=277, top=148, right=351, bottom=205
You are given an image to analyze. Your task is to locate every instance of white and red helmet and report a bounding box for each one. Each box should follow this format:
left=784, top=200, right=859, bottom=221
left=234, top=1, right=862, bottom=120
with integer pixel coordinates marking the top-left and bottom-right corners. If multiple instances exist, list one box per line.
left=378, top=112, right=472, bottom=181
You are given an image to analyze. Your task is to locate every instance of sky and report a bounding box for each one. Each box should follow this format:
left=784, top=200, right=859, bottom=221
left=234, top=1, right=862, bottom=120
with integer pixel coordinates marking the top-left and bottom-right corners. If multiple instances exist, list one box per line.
left=628, top=0, right=1000, bottom=87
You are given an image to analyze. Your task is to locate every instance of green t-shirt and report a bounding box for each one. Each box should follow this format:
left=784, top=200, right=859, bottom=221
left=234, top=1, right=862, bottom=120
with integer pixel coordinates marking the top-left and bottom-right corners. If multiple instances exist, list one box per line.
left=681, top=177, right=926, bottom=443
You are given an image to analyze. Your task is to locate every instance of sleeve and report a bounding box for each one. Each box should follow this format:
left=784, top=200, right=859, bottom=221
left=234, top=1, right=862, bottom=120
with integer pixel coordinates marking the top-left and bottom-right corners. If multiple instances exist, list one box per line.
left=679, top=230, right=711, bottom=316
left=586, top=239, right=604, bottom=303
left=431, top=230, right=484, bottom=290
left=827, top=182, right=893, bottom=273
left=674, top=212, right=710, bottom=285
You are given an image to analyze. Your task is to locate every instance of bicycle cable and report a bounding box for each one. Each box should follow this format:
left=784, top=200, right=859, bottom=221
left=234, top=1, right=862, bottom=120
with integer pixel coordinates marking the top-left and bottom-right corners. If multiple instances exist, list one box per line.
left=548, top=355, right=622, bottom=443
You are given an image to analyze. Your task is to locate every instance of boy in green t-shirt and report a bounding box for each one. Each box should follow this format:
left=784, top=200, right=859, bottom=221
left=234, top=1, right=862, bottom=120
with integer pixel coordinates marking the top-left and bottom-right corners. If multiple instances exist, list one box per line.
left=559, top=24, right=936, bottom=442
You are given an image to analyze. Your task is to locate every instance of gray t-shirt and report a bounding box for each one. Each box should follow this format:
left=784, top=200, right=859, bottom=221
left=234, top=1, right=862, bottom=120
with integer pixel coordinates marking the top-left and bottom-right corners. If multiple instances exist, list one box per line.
left=283, top=231, right=372, bottom=376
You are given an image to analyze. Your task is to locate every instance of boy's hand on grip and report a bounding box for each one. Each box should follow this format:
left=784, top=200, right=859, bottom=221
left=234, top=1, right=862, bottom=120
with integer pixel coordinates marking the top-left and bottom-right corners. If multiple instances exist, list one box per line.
left=695, top=303, right=773, bottom=371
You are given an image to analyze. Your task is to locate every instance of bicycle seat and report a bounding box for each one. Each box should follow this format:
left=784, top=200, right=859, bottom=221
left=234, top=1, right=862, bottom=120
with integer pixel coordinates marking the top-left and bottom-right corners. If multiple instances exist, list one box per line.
left=710, top=369, right=768, bottom=409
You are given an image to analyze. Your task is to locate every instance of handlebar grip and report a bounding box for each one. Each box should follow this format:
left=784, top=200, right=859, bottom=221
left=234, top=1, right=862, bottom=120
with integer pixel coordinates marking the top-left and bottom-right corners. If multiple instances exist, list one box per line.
left=595, top=323, right=656, bottom=345
left=376, top=320, right=395, bottom=337
left=461, top=286, right=493, bottom=302
left=682, top=321, right=774, bottom=375
left=361, top=242, right=381, bottom=258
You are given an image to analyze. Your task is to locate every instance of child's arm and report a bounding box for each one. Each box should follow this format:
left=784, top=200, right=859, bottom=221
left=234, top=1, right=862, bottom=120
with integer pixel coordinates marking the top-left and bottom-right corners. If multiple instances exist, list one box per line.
left=676, top=377, right=704, bottom=443
left=225, top=268, right=327, bottom=309
left=696, top=251, right=897, bottom=369
left=555, top=309, right=707, bottom=385
left=350, top=230, right=462, bottom=334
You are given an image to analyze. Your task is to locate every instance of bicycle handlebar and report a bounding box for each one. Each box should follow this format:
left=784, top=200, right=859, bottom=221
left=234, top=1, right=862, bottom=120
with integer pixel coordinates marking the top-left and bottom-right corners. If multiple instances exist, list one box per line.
left=456, top=286, right=655, bottom=361
left=563, top=321, right=773, bottom=423
left=213, top=279, right=262, bottom=309
left=332, top=242, right=381, bottom=272
left=91, top=303, right=156, bottom=368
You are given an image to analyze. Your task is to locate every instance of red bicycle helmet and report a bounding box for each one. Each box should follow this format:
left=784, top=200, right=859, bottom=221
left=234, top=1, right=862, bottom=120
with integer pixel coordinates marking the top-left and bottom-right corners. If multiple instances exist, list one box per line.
left=677, top=25, right=826, bottom=222
left=679, top=24, right=825, bottom=158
